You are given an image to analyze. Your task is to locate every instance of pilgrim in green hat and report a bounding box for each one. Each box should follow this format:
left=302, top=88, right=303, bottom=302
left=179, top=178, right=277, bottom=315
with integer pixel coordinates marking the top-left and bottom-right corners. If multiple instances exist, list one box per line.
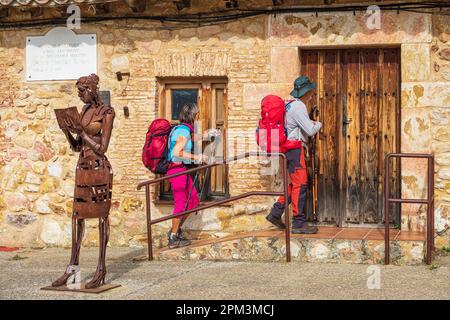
left=290, top=76, right=316, bottom=98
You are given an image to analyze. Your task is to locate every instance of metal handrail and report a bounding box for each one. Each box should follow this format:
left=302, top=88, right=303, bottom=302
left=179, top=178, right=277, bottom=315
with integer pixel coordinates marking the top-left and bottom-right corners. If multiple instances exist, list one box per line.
left=384, top=153, right=435, bottom=265
left=137, top=152, right=291, bottom=262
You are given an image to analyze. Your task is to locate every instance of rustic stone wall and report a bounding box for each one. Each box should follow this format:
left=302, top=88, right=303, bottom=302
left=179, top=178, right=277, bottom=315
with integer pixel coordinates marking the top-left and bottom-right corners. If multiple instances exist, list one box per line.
left=0, top=15, right=281, bottom=248
left=399, top=13, right=450, bottom=247
left=430, top=14, right=450, bottom=248
left=0, top=9, right=449, bottom=249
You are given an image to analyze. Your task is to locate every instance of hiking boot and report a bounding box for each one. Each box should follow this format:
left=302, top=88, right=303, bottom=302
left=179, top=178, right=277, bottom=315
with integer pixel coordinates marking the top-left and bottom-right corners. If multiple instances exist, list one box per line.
left=266, top=214, right=286, bottom=229
left=292, top=225, right=319, bottom=234
left=167, top=229, right=187, bottom=240
left=168, top=233, right=191, bottom=249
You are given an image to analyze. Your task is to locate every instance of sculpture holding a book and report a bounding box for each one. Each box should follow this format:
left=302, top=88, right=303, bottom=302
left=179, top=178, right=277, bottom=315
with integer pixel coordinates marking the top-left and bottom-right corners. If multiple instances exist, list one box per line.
left=52, top=74, right=115, bottom=289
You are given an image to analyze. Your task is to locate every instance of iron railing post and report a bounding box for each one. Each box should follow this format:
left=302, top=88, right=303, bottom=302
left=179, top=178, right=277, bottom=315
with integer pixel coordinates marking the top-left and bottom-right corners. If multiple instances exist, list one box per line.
left=145, top=184, right=153, bottom=261
left=426, top=156, right=435, bottom=264
left=431, top=156, right=435, bottom=253
left=282, top=155, right=291, bottom=262
left=384, top=153, right=434, bottom=265
left=385, top=154, right=391, bottom=265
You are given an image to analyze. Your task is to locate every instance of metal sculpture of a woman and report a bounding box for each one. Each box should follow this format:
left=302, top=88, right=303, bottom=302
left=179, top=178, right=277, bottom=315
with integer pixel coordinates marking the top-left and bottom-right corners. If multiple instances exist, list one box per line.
left=52, top=74, right=115, bottom=289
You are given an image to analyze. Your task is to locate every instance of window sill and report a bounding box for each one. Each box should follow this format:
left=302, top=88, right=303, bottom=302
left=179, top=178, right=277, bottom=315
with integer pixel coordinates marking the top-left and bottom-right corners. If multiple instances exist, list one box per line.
left=154, top=199, right=233, bottom=207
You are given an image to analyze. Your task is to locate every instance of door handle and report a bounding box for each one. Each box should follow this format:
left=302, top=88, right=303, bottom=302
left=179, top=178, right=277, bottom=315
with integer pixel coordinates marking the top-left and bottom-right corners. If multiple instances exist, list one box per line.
left=342, top=94, right=353, bottom=137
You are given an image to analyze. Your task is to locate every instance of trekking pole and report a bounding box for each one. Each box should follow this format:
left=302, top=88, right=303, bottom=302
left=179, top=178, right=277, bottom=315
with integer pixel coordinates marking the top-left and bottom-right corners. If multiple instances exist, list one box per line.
left=183, top=129, right=220, bottom=214
left=309, top=106, right=319, bottom=223
left=197, top=132, right=220, bottom=211
left=180, top=132, right=202, bottom=223
left=183, top=170, right=200, bottom=212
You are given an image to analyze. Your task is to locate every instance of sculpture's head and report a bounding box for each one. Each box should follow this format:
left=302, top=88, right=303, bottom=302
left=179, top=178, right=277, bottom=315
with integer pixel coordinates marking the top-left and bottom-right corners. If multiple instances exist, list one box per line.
left=76, top=73, right=100, bottom=105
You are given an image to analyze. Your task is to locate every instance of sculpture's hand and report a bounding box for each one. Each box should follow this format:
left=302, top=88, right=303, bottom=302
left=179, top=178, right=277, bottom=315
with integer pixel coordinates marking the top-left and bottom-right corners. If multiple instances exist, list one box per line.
left=61, top=126, right=82, bottom=152
left=65, top=118, right=82, bottom=135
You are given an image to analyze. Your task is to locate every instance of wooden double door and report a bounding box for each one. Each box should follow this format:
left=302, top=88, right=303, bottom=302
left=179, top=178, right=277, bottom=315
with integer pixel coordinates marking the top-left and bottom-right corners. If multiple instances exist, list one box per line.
left=301, top=48, right=400, bottom=227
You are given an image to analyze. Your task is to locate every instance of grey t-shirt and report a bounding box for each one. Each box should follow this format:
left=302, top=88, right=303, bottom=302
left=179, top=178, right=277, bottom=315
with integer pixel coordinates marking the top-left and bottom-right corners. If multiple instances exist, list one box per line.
left=285, top=99, right=322, bottom=142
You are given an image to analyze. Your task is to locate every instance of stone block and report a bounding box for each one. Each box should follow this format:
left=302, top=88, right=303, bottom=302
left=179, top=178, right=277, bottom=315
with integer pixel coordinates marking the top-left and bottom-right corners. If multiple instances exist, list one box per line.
left=40, top=218, right=62, bottom=245
left=401, top=44, right=430, bottom=82
left=48, top=203, right=66, bottom=215
left=435, top=203, right=450, bottom=233
left=396, top=241, right=425, bottom=265
left=308, top=240, right=331, bottom=262
left=243, top=83, right=292, bottom=111
left=401, top=157, right=429, bottom=199
left=6, top=213, right=38, bottom=227
left=5, top=192, right=29, bottom=212
left=32, top=162, right=47, bottom=175
left=1, top=165, right=26, bottom=191
left=47, top=158, right=62, bottom=178
left=432, top=126, right=450, bottom=143
left=438, top=167, right=450, bottom=180
left=401, top=82, right=450, bottom=109
left=27, top=121, right=46, bottom=134
left=24, top=172, right=40, bottom=185
left=32, top=141, right=55, bottom=162
left=3, top=120, right=21, bottom=139
left=14, top=131, right=36, bottom=149
left=39, top=177, right=60, bottom=194
left=120, top=198, right=143, bottom=213
left=271, top=47, right=300, bottom=83
left=24, top=103, right=37, bottom=114
left=183, top=208, right=222, bottom=231
left=430, top=108, right=449, bottom=126
left=401, top=108, right=431, bottom=153
left=35, top=195, right=52, bottom=215
left=24, top=185, right=39, bottom=194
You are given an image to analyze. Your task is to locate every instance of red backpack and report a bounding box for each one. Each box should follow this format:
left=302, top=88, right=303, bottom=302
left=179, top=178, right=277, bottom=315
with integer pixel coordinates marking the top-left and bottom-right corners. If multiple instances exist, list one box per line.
left=256, top=95, right=289, bottom=153
left=142, top=119, right=173, bottom=174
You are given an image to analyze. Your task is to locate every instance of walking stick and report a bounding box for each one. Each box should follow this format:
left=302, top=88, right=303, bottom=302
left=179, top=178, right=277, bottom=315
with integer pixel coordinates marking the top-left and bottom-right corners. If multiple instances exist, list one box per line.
left=184, top=130, right=220, bottom=214
left=309, top=106, right=319, bottom=223
left=196, top=133, right=220, bottom=212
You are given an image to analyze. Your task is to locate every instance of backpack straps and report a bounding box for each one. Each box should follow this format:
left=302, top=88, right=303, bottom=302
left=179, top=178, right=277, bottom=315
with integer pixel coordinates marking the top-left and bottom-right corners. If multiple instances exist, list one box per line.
left=168, top=123, right=193, bottom=141
left=285, top=99, right=295, bottom=112
left=168, top=123, right=195, bottom=161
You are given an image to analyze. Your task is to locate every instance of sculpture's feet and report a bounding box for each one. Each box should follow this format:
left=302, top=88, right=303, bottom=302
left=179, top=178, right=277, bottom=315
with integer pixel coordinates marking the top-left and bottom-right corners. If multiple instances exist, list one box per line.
left=51, top=272, right=71, bottom=287
left=51, top=265, right=80, bottom=287
left=85, top=270, right=106, bottom=289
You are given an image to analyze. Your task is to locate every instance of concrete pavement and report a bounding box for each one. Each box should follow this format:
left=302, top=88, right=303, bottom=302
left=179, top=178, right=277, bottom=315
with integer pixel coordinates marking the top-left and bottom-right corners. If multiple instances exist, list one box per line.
left=1, top=247, right=449, bottom=300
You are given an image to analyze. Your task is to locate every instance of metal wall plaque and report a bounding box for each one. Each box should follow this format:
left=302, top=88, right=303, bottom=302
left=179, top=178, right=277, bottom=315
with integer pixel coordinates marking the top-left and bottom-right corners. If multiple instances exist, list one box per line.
left=26, top=27, right=97, bottom=81
left=99, top=90, right=111, bottom=107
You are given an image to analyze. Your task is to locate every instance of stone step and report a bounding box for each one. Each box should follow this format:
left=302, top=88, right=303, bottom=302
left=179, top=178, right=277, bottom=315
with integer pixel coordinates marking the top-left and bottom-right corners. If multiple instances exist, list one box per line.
left=155, top=227, right=427, bottom=265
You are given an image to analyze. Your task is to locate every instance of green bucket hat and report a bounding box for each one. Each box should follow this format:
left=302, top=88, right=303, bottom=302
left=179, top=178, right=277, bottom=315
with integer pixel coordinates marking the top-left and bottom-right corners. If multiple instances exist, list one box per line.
left=290, top=76, right=316, bottom=98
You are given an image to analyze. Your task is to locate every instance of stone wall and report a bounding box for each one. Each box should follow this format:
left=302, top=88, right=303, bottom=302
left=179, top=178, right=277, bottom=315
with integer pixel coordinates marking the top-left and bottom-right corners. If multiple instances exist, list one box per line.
left=0, top=15, right=282, bottom=248
left=0, top=9, right=449, bottom=249
left=430, top=14, right=450, bottom=248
